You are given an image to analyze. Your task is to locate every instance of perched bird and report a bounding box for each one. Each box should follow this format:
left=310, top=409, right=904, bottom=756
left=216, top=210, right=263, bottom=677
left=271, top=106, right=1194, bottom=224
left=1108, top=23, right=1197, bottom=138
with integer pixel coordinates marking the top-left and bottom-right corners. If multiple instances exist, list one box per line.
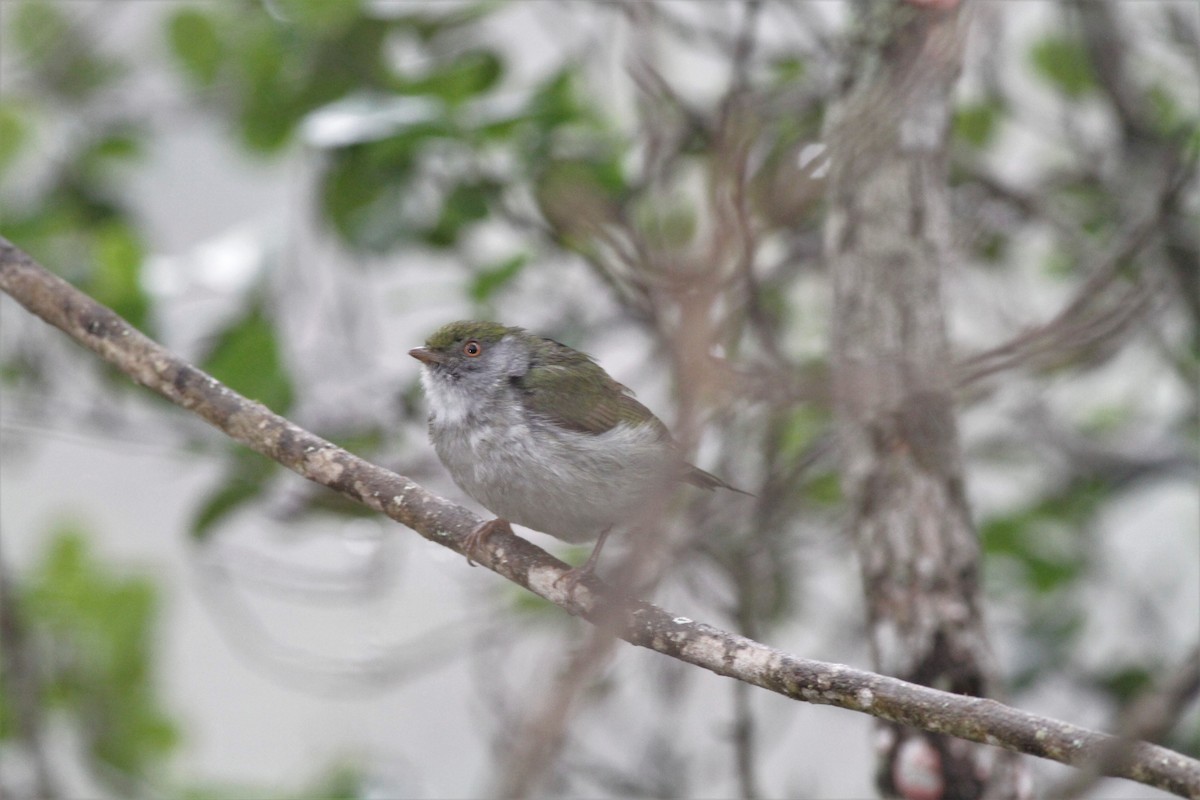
left=409, top=321, right=745, bottom=590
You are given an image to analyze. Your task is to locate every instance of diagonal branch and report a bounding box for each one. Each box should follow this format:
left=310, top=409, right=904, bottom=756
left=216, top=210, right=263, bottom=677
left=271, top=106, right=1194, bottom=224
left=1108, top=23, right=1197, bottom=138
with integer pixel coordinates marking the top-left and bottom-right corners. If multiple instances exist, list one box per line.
left=2, top=236, right=1198, bottom=798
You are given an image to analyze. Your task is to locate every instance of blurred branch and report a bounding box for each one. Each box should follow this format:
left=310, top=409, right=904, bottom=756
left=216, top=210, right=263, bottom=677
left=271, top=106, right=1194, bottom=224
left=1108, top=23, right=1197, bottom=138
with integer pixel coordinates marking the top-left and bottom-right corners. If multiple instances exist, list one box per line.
left=1073, top=0, right=1159, bottom=143
left=1056, top=645, right=1200, bottom=799
left=493, top=627, right=619, bottom=798
left=3, top=237, right=1200, bottom=798
left=1074, top=0, right=1200, bottom=337
left=956, top=172, right=1185, bottom=388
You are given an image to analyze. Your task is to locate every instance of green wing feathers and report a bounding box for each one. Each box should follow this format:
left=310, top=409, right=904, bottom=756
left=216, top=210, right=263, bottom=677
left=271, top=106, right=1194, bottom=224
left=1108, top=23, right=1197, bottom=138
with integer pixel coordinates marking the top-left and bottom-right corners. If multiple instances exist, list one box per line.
left=521, top=337, right=753, bottom=496
left=519, top=340, right=666, bottom=437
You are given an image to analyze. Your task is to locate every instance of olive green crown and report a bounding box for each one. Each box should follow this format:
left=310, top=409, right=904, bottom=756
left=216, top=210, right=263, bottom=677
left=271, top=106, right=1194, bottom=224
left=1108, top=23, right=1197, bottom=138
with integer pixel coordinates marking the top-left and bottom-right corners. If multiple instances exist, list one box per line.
left=426, top=321, right=518, bottom=350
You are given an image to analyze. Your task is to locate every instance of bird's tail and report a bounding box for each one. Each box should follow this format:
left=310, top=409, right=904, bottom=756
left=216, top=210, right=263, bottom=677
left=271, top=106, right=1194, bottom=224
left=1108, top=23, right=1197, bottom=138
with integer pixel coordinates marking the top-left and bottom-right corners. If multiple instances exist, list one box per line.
left=683, top=464, right=755, bottom=497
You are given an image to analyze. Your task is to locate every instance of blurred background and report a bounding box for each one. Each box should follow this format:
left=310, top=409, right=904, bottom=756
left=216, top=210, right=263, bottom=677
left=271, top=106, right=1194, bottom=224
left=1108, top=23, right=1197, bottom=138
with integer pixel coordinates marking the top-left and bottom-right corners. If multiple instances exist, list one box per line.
left=1, top=1, right=1197, bottom=798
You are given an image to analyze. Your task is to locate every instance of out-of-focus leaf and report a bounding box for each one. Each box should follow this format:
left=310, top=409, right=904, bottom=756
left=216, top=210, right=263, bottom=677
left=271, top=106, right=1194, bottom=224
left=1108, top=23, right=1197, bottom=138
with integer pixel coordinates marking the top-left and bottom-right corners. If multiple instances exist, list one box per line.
left=302, top=763, right=364, bottom=800
left=982, top=479, right=1106, bottom=593
left=805, top=471, right=842, bottom=507
left=391, top=6, right=493, bottom=43
left=976, top=231, right=1008, bottom=264
left=0, top=104, right=28, bottom=175
left=469, top=253, right=529, bottom=304
left=954, top=100, right=1003, bottom=149
left=1146, top=84, right=1200, bottom=143
left=12, top=0, right=123, bottom=99
left=168, top=8, right=223, bottom=87
left=22, top=525, right=180, bottom=776
left=774, top=406, right=826, bottom=463
left=305, top=19, right=394, bottom=103
left=321, top=137, right=420, bottom=251
left=510, top=587, right=561, bottom=619
left=1011, top=606, right=1085, bottom=690
left=527, top=68, right=584, bottom=130
left=273, top=0, right=362, bottom=35
left=1030, top=36, right=1096, bottom=99
left=1042, top=247, right=1077, bottom=279
left=91, top=222, right=150, bottom=332
left=423, top=180, right=497, bottom=248
left=233, top=25, right=295, bottom=152
left=200, top=301, right=294, bottom=413
left=770, top=55, right=806, bottom=86
left=11, top=1, right=68, bottom=68
left=190, top=448, right=277, bottom=539
left=1096, top=664, right=1155, bottom=705
left=240, top=81, right=299, bottom=153
left=414, top=50, right=503, bottom=105
left=80, top=130, right=144, bottom=182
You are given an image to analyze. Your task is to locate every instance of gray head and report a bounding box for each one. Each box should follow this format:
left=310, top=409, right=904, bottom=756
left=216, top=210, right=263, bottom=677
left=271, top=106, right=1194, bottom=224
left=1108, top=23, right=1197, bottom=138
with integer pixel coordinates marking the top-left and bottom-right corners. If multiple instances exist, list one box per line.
left=409, top=321, right=533, bottom=420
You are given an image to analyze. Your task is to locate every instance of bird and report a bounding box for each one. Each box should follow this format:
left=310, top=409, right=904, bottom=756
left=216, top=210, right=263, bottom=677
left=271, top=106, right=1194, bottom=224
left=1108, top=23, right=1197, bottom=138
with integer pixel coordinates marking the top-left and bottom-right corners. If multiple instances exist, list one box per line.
left=409, top=320, right=747, bottom=592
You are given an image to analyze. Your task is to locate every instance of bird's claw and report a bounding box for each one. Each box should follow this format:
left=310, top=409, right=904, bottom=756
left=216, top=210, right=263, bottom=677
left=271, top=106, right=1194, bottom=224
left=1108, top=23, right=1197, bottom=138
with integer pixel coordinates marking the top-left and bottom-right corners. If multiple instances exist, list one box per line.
left=552, top=565, right=592, bottom=598
left=463, top=518, right=512, bottom=567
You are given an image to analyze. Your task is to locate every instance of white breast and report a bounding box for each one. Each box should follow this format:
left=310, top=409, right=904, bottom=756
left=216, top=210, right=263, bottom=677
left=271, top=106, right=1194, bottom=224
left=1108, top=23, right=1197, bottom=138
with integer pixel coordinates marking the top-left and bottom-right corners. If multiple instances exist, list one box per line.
left=432, top=413, right=675, bottom=543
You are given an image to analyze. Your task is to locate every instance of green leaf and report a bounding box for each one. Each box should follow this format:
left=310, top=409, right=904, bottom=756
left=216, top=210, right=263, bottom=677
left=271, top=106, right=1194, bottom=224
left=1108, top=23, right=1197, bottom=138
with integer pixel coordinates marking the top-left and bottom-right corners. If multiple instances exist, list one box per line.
left=1030, top=36, right=1096, bottom=99
left=168, top=8, right=223, bottom=87
left=805, top=471, right=842, bottom=507
left=423, top=180, right=497, bottom=247
left=21, top=525, right=180, bottom=777
left=190, top=448, right=276, bottom=538
left=233, top=25, right=297, bottom=152
left=321, top=138, right=420, bottom=251
left=954, top=100, right=1003, bottom=149
left=240, top=81, right=299, bottom=153
left=774, top=406, right=825, bottom=463
left=1042, top=247, right=1076, bottom=279
left=982, top=480, right=1106, bottom=593
left=770, top=55, right=807, bottom=86
left=200, top=302, right=294, bottom=413
left=976, top=231, right=1008, bottom=264
left=12, top=0, right=123, bottom=99
left=91, top=222, right=150, bottom=332
left=80, top=130, right=144, bottom=182
left=1096, top=664, right=1154, bottom=705
left=0, top=103, right=29, bottom=175
left=272, top=0, right=362, bottom=35
left=11, top=1, right=68, bottom=67
left=528, top=68, right=583, bottom=129
left=302, top=763, right=364, bottom=800
left=414, top=49, right=503, bottom=104
left=469, top=253, right=528, bottom=303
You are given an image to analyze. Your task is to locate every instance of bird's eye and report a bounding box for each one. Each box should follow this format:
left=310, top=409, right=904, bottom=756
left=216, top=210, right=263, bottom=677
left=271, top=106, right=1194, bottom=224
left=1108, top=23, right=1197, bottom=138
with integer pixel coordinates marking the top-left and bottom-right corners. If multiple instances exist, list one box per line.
left=463, top=340, right=482, bottom=357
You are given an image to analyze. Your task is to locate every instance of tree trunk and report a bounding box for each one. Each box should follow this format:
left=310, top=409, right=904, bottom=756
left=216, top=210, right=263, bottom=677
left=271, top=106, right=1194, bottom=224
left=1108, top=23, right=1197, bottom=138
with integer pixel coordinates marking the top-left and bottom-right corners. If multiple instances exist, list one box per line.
left=824, top=3, right=1023, bottom=798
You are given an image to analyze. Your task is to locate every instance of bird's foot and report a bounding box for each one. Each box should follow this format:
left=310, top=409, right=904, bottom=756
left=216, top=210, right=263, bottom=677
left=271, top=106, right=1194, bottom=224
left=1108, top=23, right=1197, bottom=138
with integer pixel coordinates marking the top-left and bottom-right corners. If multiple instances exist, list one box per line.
left=552, top=531, right=609, bottom=599
left=464, top=518, right=512, bottom=567
left=552, top=563, right=595, bottom=599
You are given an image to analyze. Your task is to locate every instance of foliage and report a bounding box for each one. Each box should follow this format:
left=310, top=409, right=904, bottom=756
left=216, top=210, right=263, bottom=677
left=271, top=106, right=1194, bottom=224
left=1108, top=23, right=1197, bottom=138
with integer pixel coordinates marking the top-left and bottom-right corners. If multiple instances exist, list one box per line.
left=1, top=1, right=152, bottom=335
left=0, top=525, right=179, bottom=781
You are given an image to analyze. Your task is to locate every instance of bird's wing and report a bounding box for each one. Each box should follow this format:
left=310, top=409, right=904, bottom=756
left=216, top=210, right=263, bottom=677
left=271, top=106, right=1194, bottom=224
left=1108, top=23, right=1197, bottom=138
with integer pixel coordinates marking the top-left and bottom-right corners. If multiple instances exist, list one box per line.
left=518, top=342, right=668, bottom=438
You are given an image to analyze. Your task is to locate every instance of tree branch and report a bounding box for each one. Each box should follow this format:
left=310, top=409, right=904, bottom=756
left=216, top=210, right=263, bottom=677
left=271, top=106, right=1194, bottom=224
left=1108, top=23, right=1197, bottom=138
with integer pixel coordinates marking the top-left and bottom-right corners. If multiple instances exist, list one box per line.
left=2, top=236, right=1198, bottom=798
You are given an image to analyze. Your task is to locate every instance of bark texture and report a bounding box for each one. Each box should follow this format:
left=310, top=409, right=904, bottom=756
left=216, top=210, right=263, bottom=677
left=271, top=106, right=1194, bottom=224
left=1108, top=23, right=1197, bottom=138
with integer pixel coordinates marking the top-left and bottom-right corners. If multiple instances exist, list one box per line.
left=824, top=4, right=1021, bottom=798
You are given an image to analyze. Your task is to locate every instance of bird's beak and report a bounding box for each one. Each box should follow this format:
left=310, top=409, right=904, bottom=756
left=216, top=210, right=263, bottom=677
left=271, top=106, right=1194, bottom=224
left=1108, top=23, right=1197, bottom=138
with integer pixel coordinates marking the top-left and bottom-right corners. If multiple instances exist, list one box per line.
left=409, top=347, right=444, bottom=366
